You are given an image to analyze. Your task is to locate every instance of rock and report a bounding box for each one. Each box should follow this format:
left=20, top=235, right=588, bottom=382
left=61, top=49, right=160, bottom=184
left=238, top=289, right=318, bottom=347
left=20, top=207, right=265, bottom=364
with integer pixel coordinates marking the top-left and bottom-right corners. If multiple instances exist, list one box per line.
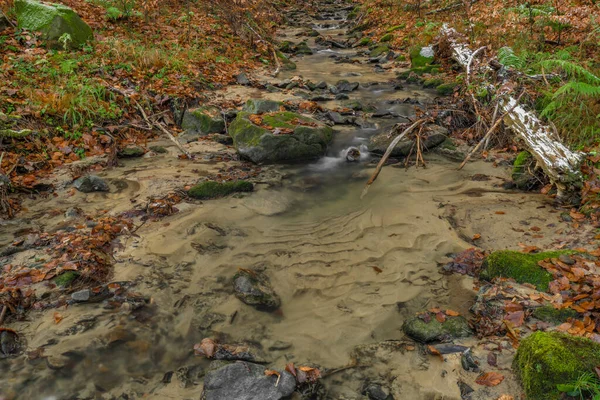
left=15, top=0, right=93, bottom=49
left=71, top=289, right=91, bottom=302
left=209, top=133, right=233, bottom=145
left=242, top=99, right=283, bottom=114
left=236, top=72, right=250, bottom=85
left=181, top=106, right=225, bottom=136
left=73, top=175, right=109, bottom=193
left=315, top=81, right=328, bottom=89
left=514, top=331, right=600, bottom=400
left=369, top=45, right=389, bottom=58
left=295, top=41, right=313, bottom=55
left=345, top=147, right=361, bottom=162
left=335, top=93, right=349, bottom=100
left=336, top=80, right=360, bottom=92
left=354, top=118, right=377, bottom=130
left=436, top=82, right=458, bottom=96
left=327, top=111, right=347, bottom=125
left=460, top=349, right=479, bottom=372
left=53, top=271, right=80, bottom=287
left=117, top=145, right=145, bottom=158
left=364, top=383, right=393, bottom=400
left=480, top=250, right=575, bottom=291
left=188, top=181, right=253, bottom=200
left=0, top=330, right=20, bottom=357
left=149, top=145, right=168, bottom=154
left=402, top=312, right=472, bottom=343
left=202, top=361, right=295, bottom=400
left=368, top=125, right=447, bottom=157
left=279, top=41, right=293, bottom=53
left=229, top=111, right=333, bottom=164
left=233, top=269, right=281, bottom=311
left=275, top=51, right=296, bottom=71
left=410, top=46, right=435, bottom=68
left=309, top=94, right=335, bottom=102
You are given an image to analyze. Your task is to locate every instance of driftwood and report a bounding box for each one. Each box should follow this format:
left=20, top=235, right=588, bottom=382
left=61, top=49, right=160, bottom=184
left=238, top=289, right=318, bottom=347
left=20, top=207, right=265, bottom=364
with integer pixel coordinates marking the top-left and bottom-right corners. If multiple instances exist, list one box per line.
left=361, top=119, right=430, bottom=199
left=440, top=26, right=585, bottom=201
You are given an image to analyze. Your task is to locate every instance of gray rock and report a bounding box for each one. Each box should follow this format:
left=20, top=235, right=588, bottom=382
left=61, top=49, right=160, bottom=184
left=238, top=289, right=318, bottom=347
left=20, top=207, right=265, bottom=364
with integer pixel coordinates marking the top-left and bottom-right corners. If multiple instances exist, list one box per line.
left=364, top=383, right=393, bottom=400
left=402, top=312, right=472, bottom=343
left=309, top=94, right=335, bottom=102
left=233, top=269, right=281, bottom=311
left=202, top=361, right=295, bottom=400
left=71, top=289, right=91, bottom=302
left=236, top=72, right=251, bottom=86
left=345, top=147, right=361, bottom=162
left=117, top=145, right=145, bottom=158
left=327, top=111, right=347, bottom=125
left=368, top=125, right=447, bottom=157
left=181, top=106, right=225, bottom=136
left=0, top=330, right=20, bottom=357
left=242, top=99, right=283, bottom=114
left=315, top=81, right=328, bottom=89
left=335, top=93, right=350, bottom=100
left=73, top=175, right=109, bottom=193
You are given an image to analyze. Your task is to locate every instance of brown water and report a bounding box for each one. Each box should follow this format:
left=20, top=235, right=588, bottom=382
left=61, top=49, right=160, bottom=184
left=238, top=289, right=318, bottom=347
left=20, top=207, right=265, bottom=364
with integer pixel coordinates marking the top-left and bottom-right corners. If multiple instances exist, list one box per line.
left=0, top=2, right=578, bottom=399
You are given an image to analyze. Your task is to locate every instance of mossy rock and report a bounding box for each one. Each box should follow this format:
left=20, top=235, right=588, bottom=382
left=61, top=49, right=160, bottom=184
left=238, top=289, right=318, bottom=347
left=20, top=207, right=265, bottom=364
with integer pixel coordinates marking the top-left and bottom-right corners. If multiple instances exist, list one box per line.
left=410, top=46, right=434, bottom=68
left=307, top=29, right=320, bottom=37
left=275, top=51, right=296, bottom=71
left=514, top=331, right=600, bottom=400
left=229, top=111, right=333, bottom=164
left=233, top=269, right=281, bottom=311
left=532, top=305, right=578, bottom=324
left=386, top=24, right=405, bottom=33
left=295, top=41, right=313, bottom=55
left=423, top=78, right=444, bottom=88
left=402, top=312, right=472, bottom=343
left=15, top=0, right=93, bottom=49
left=149, top=145, right=167, bottom=154
left=436, top=82, right=459, bottom=96
left=118, top=145, right=145, bottom=158
left=410, top=64, right=441, bottom=76
left=188, top=181, right=253, bottom=200
left=242, top=99, right=283, bottom=114
left=181, top=106, right=225, bottom=135
left=480, top=250, right=575, bottom=291
left=380, top=33, right=393, bottom=42
left=279, top=41, right=293, bottom=53
left=369, top=44, right=389, bottom=58
left=53, top=271, right=80, bottom=287
left=357, top=37, right=371, bottom=46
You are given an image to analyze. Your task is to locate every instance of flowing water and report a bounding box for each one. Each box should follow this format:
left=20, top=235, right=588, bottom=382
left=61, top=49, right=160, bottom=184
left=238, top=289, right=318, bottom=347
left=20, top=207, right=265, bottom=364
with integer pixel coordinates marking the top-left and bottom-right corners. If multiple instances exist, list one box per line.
left=0, top=2, right=579, bottom=399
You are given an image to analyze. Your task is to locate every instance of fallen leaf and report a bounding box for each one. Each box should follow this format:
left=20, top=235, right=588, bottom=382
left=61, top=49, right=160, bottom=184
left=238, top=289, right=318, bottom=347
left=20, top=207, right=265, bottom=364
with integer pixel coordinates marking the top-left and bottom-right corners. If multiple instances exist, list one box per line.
left=446, top=309, right=460, bottom=316
left=476, top=372, right=505, bottom=386
left=372, top=266, right=383, bottom=274
left=427, top=345, right=444, bottom=361
left=472, top=233, right=481, bottom=240
left=53, top=312, right=63, bottom=324
left=194, top=338, right=216, bottom=358
left=487, top=352, right=497, bottom=367
left=435, top=312, right=446, bottom=323
left=495, top=211, right=506, bottom=215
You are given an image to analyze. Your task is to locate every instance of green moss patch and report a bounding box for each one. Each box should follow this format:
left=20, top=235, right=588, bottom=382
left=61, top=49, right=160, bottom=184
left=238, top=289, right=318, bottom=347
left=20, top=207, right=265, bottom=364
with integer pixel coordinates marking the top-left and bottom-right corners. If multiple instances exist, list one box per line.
left=514, top=331, right=600, bottom=400
left=480, top=250, right=575, bottom=291
left=410, top=46, right=434, bottom=68
left=532, top=305, right=578, bottom=324
left=369, top=44, right=389, bottom=58
left=386, top=24, right=405, bottom=33
left=380, top=33, right=393, bottom=42
left=402, top=313, right=472, bottom=343
left=423, top=78, right=444, bottom=88
left=53, top=271, right=80, bottom=287
left=188, top=181, right=253, bottom=200
left=436, top=82, right=459, bottom=96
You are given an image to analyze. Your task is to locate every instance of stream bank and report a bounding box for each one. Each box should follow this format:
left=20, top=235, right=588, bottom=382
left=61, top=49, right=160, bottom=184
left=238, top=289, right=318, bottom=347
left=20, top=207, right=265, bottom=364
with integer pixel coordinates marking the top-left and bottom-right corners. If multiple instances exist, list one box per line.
left=0, top=1, right=595, bottom=399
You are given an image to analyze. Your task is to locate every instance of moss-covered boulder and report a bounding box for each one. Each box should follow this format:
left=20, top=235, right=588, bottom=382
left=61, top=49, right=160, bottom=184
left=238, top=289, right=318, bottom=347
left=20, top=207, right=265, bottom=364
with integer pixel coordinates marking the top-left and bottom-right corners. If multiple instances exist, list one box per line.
left=118, top=145, right=145, bottom=158
left=15, top=0, right=93, bottom=49
left=423, top=78, right=444, bottom=88
left=532, top=305, right=578, bottom=324
left=229, top=111, right=333, bottom=164
left=275, top=51, right=296, bottom=71
left=514, top=331, right=600, bottom=400
left=181, top=106, right=225, bottom=136
left=403, top=312, right=472, bottom=343
left=233, top=269, right=281, bottom=311
left=188, top=181, right=253, bottom=200
left=436, top=82, right=459, bottom=96
left=242, top=99, right=283, bottom=114
left=380, top=33, right=393, bottom=42
left=480, top=250, right=574, bottom=291
left=295, top=41, right=313, bottom=55
left=356, top=37, right=371, bottom=46
left=369, top=44, right=389, bottom=58
left=410, top=46, right=435, bottom=68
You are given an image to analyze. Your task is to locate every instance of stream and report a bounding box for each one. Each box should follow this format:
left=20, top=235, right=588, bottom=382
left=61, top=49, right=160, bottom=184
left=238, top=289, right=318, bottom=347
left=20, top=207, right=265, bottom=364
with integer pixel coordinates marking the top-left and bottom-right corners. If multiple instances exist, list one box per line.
left=0, top=1, right=580, bottom=399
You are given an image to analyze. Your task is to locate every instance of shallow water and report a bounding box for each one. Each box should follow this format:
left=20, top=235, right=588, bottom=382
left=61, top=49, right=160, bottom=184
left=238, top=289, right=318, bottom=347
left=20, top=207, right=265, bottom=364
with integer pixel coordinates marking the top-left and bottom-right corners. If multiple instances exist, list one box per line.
left=0, top=2, right=577, bottom=399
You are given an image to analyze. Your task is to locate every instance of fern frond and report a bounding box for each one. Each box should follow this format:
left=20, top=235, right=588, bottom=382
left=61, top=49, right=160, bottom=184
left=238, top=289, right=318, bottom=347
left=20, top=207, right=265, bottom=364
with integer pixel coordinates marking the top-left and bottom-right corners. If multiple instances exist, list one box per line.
left=540, top=59, right=600, bottom=85
left=553, top=82, right=600, bottom=98
left=498, top=47, right=527, bottom=70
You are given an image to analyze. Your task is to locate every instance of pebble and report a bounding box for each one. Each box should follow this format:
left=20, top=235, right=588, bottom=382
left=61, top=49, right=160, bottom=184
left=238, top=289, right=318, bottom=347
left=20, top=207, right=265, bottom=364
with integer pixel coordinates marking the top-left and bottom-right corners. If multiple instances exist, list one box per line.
left=71, top=289, right=91, bottom=302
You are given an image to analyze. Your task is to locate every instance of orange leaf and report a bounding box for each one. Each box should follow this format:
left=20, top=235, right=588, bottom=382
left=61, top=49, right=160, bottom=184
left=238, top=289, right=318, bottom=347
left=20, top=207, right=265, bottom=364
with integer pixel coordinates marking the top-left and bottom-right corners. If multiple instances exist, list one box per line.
left=472, top=234, right=481, bottom=240
left=435, top=312, right=446, bottom=323
left=445, top=309, right=460, bottom=316
left=476, top=372, right=505, bottom=386
left=53, top=312, right=64, bottom=324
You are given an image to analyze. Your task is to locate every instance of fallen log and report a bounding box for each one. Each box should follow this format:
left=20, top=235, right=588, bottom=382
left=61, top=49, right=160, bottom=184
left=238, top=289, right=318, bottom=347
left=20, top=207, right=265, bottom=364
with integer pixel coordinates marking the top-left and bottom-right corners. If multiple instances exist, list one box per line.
left=439, top=26, right=585, bottom=202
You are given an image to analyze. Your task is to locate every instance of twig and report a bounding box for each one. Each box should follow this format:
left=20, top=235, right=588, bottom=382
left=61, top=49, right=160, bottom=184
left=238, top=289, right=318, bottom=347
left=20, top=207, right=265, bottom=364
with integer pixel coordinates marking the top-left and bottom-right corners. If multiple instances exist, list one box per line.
left=466, top=46, right=485, bottom=88
left=361, top=119, right=430, bottom=199
left=321, top=363, right=370, bottom=378
left=0, top=305, right=7, bottom=326
left=245, top=23, right=280, bottom=77
left=458, top=91, right=524, bottom=170
left=221, top=110, right=229, bottom=136
left=0, top=9, right=15, bottom=28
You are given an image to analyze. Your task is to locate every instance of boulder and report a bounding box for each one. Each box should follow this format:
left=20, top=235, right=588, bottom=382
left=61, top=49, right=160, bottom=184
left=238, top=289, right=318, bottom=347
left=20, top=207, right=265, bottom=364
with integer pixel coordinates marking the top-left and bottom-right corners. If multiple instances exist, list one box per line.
left=233, top=269, right=281, bottom=311
left=15, top=0, right=93, bottom=49
left=514, top=331, right=600, bottom=400
left=202, top=361, right=295, bottom=400
left=295, top=41, right=313, bottom=55
left=368, top=124, right=447, bottom=157
left=242, top=99, right=283, bottom=114
left=188, top=181, right=253, bottom=200
left=181, top=106, right=225, bottom=137
left=229, top=111, right=334, bottom=164
left=236, top=72, right=250, bottom=86
left=335, top=80, right=360, bottom=92
left=402, top=312, right=472, bottom=343
left=117, top=145, right=145, bottom=158
left=73, top=175, right=109, bottom=193
left=410, top=46, right=435, bottom=68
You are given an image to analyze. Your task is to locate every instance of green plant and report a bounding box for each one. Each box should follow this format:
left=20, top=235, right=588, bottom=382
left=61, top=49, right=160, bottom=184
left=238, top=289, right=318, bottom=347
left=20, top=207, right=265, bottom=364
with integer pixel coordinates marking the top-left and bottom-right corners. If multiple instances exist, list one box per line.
left=58, top=33, right=72, bottom=50
left=557, top=372, right=600, bottom=400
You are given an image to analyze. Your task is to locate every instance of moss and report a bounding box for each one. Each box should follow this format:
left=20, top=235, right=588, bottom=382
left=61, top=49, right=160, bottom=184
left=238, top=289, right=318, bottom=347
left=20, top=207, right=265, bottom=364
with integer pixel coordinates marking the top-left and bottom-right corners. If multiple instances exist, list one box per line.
left=480, top=250, right=575, bottom=291
left=279, top=41, right=293, bottom=53
left=512, top=151, right=532, bottom=183
left=396, top=54, right=407, bottom=62
left=514, top=331, right=600, bottom=400
left=188, top=181, right=253, bottom=200
left=357, top=37, right=371, bottom=46
left=386, top=24, right=405, bottom=33
left=532, top=305, right=578, bottom=324
left=369, top=44, right=389, bottom=58
left=423, top=78, right=444, bottom=88
left=295, top=41, right=313, bottom=55
left=397, top=70, right=411, bottom=80
left=181, top=106, right=225, bottom=134
left=261, top=111, right=313, bottom=129
left=243, top=99, right=283, bottom=114
left=410, top=64, right=441, bottom=75
left=380, top=33, right=393, bottom=42
left=150, top=146, right=167, bottom=154
left=402, top=313, right=472, bottom=343
left=53, top=271, right=80, bottom=287
left=436, top=82, right=459, bottom=96
left=275, top=51, right=296, bottom=71
left=118, top=146, right=145, bottom=158
left=410, top=46, right=434, bottom=68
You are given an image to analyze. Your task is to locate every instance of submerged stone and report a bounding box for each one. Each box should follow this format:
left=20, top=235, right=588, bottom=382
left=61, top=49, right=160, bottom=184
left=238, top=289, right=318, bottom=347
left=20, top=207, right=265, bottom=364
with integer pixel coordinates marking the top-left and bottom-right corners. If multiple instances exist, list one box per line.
left=233, top=269, right=281, bottom=311
left=368, top=124, right=447, bottom=157
left=15, top=0, right=93, bottom=49
left=480, top=250, right=575, bottom=291
left=229, top=111, right=333, bottom=164
left=188, top=181, right=253, bottom=200
left=73, top=175, right=109, bottom=193
left=335, top=80, right=360, bottom=92
left=514, top=331, right=600, bottom=400
left=203, top=360, right=295, bottom=400
left=402, top=312, right=472, bottom=343
left=181, top=106, right=225, bottom=136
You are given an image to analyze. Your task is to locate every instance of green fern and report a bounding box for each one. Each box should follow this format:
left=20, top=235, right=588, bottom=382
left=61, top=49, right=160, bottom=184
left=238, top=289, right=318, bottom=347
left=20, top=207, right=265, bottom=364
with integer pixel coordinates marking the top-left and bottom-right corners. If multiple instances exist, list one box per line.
left=498, top=47, right=527, bottom=70
left=540, top=59, right=600, bottom=85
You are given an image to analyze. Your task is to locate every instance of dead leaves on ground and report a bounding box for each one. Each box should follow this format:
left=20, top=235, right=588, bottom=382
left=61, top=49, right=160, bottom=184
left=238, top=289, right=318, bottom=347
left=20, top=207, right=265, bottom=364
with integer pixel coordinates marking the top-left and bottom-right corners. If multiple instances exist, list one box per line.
left=476, top=371, right=505, bottom=387
left=443, top=248, right=486, bottom=276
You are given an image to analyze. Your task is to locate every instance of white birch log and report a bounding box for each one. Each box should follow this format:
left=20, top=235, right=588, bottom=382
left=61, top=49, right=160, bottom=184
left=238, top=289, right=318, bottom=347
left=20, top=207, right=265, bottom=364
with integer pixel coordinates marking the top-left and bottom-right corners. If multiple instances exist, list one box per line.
left=439, top=25, right=585, bottom=201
